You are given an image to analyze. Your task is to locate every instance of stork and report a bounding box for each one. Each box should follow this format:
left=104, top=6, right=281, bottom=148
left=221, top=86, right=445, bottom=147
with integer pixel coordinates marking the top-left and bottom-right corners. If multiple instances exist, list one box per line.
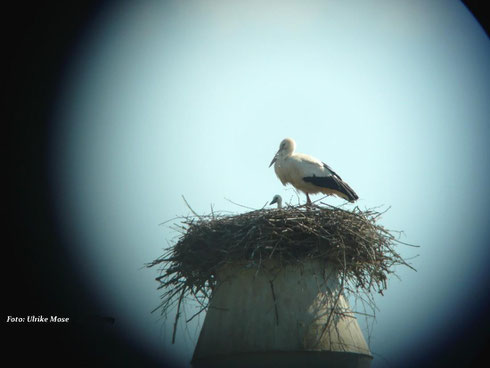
left=269, top=138, right=358, bottom=205
left=270, top=194, right=283, bottom=209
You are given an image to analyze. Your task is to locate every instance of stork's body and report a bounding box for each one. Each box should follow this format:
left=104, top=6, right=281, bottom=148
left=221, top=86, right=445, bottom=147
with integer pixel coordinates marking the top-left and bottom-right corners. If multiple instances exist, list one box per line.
left=269, top=138, right=358, bottom=205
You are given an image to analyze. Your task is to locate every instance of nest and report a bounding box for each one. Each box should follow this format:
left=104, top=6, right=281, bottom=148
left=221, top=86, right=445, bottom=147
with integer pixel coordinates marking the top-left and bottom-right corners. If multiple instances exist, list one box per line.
left=148, top=201, right=416, bottom=343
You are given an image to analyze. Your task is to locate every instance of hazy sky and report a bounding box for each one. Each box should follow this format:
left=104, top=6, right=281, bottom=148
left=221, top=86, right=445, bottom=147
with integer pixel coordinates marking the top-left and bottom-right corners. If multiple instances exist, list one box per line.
left=51, top=1, right=489, bottom=366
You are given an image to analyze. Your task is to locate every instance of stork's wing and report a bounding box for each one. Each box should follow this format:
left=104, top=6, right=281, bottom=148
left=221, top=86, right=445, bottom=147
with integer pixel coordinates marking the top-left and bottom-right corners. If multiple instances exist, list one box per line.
left=303, top=174, right=359, bottom=202
left=322, top=162, right=343, bottom=181
left=294, top=155, right=358, bottom=202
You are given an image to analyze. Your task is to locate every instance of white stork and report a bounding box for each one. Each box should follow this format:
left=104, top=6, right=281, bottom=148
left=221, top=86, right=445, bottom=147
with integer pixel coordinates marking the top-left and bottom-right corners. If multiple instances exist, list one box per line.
left=269, top=138, right=358, bottom=205
left=270, top=194, right=283, bottom=209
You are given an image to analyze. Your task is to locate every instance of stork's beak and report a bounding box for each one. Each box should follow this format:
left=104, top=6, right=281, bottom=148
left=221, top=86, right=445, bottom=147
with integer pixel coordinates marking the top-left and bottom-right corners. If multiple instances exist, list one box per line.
left=270, top=198, right=277, bottom=205
left=269, top=152, right=278, bottom=167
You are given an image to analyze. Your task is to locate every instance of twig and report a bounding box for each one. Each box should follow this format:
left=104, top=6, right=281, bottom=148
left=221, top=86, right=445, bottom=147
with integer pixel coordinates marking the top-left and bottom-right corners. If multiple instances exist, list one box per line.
left=182, top=195, right=202, bottom=219
left=224, top=197, right=258, bottom=211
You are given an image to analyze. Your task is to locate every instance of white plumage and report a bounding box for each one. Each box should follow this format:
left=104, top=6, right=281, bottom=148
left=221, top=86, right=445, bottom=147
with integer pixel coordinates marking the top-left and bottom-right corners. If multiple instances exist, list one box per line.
left=269, top=138, right=358, bottom=205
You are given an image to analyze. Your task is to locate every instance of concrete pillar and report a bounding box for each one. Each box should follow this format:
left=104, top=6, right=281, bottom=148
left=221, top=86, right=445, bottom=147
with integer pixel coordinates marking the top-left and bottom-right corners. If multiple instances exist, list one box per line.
left=192, top=260, right=372, bottom=368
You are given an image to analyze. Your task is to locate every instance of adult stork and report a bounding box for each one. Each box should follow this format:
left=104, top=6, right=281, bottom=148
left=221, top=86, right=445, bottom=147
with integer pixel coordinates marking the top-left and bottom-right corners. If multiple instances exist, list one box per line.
left=269, top=138, right=358, bottom=205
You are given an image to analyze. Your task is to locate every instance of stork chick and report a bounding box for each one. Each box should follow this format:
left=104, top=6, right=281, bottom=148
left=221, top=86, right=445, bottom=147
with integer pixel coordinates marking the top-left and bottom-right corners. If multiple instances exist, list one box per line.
left=270, top=194, right=283, bottom=209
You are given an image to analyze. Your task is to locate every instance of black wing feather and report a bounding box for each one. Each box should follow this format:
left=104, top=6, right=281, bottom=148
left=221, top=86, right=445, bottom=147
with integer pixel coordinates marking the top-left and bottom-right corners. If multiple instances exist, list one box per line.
left=303, top=174, right=359, bottom=202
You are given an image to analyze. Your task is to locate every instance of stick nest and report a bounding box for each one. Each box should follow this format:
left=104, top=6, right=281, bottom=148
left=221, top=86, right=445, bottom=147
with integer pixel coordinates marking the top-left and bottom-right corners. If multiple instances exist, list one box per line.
left=148, top=203, right=416, bottom=342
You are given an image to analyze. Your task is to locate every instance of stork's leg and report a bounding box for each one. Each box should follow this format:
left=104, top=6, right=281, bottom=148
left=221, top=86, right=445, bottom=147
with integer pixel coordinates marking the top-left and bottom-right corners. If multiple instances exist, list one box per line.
left=306, top=193, right=312, bottom=206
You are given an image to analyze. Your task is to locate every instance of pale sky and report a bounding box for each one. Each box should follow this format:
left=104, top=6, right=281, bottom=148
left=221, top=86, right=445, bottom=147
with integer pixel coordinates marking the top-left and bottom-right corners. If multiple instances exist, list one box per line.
left=50, top=1, right=489, bottom=367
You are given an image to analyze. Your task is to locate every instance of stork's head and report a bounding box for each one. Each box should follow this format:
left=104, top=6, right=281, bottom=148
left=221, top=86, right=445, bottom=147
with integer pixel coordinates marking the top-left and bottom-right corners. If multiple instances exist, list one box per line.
left=270, top=194, right=283, bottom=209
left=269, top=138, right=296, bottom=167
